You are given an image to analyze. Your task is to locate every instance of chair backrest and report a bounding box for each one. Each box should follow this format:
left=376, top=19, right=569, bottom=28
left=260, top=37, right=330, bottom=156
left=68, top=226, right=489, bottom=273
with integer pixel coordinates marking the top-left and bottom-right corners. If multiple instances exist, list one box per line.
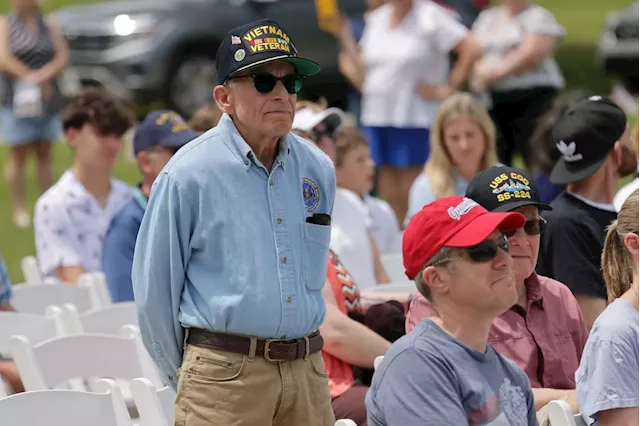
left=61, top=302, right=138, bottom=335
left=20, top=256, right=42, bottom=285
left=11, top=276, right=102, bottom=314
left=374, top=355, right=384, bottom=370
left=380, top=253, right=405, bottom=282
left=548, top=400, right=580, bottom=426
left=10, top=325, right=163, bottom=392
left=0, top=307, right=64, bottom=355
left=131, top=378, right=176, bottom=426
left=90, top=272, right=114, bottom=307
left=0, top=379, right=133, bottom=426
left=335, top=420, right=358, bottom=426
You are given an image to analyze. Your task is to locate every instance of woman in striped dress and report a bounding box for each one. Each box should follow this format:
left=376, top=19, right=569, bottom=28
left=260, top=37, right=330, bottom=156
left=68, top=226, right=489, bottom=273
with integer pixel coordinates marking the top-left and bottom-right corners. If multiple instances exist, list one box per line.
left=0, top=0, right=68, bottom=228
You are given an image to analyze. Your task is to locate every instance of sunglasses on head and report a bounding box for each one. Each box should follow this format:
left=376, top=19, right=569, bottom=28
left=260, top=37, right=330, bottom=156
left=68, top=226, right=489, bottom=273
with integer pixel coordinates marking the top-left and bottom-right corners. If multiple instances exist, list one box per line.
left=464, top=234, right=510, bottom=263
left=227, top=72, right=305, bottom=94
left=502, top=218, right=547, bottom=238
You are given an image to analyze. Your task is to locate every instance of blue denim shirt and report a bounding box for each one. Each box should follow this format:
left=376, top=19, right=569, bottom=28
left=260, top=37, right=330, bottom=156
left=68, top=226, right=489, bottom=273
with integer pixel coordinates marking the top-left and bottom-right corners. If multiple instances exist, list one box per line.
left=0, top=253, right=12, bottom=305
left=131, top=114, right=336, bottom=388
left=102, top=188, right=146, bottom=303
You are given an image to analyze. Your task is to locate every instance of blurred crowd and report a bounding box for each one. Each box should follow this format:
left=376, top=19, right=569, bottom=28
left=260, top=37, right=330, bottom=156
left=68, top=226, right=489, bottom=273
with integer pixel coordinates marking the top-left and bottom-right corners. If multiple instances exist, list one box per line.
left=0, top=0, right=639, bottom=425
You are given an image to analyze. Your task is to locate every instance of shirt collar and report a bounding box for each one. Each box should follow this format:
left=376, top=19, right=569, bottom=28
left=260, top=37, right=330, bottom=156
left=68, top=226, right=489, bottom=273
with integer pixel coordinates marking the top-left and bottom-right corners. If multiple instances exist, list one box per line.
left=219, top=113, right=291, bottom=171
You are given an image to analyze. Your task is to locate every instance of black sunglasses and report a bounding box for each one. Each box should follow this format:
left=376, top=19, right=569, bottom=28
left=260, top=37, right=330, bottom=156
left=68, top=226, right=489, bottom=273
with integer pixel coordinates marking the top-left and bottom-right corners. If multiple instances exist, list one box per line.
left=465, top=234, right=510, bottom=263
left=227, top=73, right=305, bottom=94
left=502, top=218, right=547, bottom=238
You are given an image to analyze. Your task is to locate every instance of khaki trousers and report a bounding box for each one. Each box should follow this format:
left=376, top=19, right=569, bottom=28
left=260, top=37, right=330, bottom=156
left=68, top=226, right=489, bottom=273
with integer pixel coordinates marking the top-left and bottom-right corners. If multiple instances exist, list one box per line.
left=175, top=342, right=335, bottom=426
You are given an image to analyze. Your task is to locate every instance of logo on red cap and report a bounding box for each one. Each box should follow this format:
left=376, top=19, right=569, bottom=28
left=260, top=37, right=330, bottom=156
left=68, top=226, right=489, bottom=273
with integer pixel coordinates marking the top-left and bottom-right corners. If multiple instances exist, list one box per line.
left=447, top=198, right=479, bottom=220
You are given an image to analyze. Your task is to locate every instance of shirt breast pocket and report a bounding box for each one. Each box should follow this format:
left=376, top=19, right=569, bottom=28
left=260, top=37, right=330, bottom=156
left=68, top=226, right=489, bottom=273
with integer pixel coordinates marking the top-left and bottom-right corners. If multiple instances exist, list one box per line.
left=300, top=223, right=331, bottom=291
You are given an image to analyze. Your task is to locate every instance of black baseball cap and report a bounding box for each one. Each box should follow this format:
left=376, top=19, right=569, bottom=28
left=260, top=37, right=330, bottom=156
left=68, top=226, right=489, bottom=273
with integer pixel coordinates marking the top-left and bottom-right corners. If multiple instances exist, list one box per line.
left=465, top=166, right=552, bottom=212
left=133, top=110, right=199, bottom=155
left=215, top=19, right=321, bottom=85
left=549, top=96, right=627, bottom=185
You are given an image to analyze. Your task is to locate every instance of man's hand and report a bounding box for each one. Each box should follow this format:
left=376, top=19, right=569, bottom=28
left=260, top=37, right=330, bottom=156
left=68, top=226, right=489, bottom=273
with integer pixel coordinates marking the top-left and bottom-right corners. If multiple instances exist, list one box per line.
left=0, top=360, right=25, bottom=393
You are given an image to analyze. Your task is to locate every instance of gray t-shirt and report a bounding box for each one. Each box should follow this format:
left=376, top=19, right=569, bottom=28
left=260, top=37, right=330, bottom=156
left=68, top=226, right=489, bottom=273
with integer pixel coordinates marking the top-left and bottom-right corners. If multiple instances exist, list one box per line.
left=575, top=298, right=639, bottom=425
left=366, top=319, right=538, bottom=425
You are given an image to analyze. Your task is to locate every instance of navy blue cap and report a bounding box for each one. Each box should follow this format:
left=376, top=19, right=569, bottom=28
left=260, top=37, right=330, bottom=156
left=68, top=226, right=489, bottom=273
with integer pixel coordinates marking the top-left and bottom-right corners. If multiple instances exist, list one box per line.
left=215, top=18, right=321, bottom=85
left=133, top=110, right=199, bottom=155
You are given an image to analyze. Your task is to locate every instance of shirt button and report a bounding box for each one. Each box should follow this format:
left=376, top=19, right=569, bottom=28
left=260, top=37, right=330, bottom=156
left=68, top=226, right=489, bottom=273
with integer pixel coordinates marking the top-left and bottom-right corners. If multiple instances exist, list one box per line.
left=168, top=375, right=174, bottom=381
left=287, top=296, right=292, bottom=303
left=281, top=256, right=287, bottom=264
left=244, top=160, right=250, bottom=166
left=277, top=217, right=282, bottom=224
left=269, top=179, right=274, bottom=185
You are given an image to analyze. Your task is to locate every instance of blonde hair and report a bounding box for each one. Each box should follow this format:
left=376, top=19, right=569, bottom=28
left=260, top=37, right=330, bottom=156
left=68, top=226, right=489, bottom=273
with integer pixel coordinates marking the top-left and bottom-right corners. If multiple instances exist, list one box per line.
left=334, top=126, right=369, bottom=167
left=424, top=93, right=498, bottom=199
left=188, top=104, right=222, bottom=133
left=295, top=98, right=328, bottom=113
left=602, top=189, right=639, bottom=302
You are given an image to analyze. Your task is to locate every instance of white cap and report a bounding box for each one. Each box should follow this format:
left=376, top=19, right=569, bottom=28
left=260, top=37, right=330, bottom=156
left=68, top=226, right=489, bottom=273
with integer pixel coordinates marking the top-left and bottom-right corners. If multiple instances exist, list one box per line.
left=292, top=107, right=345, bottom=132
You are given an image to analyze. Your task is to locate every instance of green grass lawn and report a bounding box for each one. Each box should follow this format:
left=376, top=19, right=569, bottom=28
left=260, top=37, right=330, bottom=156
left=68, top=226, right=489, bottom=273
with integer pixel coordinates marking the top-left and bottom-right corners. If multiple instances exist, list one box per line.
left=0, top=0, right=636, bottom=282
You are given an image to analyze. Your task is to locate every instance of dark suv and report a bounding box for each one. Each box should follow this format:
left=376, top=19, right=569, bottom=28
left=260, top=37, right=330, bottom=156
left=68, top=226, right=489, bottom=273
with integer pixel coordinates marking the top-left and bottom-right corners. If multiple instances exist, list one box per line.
left=54, top=0, right=486, bottom=117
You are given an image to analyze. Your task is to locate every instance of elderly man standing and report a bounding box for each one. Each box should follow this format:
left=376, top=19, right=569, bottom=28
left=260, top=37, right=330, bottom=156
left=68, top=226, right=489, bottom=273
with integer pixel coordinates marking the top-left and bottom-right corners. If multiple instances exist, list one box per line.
left=131, top=19, right=336, bottom=426
left=366, top=196, right=539, bottom=425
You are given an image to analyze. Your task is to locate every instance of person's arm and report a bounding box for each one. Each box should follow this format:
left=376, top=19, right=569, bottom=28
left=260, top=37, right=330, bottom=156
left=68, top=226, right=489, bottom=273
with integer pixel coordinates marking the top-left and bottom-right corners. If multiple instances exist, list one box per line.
left=132, top=173, right=192, bottom=390
left=0, top=361, right=24, bottom=393
left=0, top=254, right=15, bottom=312
left=102, top=215, right=138, bottom=303
left=334, top=17, right=366, bottom=93
left=541, top=217, right=607, bottom=330
left=319, top=280, right=391, bottom=368
left=369, top=231, right=390, bottom=285
left=448, top=34, right=482, bottom=90
left=0, top=16, right=33, bottom=79
left=490, top=33, right=556, bottom=82
left=598, top=407, right=639, bottom=426
left=33, top=200, right=85, bottom=283
left=30, top=17, right=69, bottom=83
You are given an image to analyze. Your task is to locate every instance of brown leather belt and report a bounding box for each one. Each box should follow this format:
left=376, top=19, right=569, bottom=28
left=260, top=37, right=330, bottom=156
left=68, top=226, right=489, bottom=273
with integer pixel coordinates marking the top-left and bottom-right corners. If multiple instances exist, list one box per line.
left=186, top=328, right=324, bottom=362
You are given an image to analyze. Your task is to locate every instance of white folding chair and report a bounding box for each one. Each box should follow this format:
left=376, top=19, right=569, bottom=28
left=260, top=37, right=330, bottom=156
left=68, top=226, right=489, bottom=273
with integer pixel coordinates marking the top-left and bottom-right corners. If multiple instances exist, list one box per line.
left=380, top=253, right=406, bottom=282
left=131, top=378, right=176, bottom=426
left=60, top=302, right=138, bottom=335
left=335, top=420, right=358, bottom=426
left=90, top=272, right=114, bottom=307
left=10, top=325, right=163, bottom=392
left=374, top=355, right=384, bottom=370
left=548, top=400, right=587, bottom=426
left=11, top=274, right=102, bottom=314
left=20, top=256, right=42, bottom=285
left=0, top=378, right=133, bottom=426
left=0, top=306, right=65, bottom=397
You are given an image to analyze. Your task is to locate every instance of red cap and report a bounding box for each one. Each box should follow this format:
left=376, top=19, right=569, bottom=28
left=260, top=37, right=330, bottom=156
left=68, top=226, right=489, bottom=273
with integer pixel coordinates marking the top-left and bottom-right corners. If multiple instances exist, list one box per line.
left=403, top=196, right=525, bottom=279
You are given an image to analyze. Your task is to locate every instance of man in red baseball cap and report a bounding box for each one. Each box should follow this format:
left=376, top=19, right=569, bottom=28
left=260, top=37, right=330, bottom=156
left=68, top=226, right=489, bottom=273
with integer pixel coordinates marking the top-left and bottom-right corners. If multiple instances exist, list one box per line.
left=365, top=196, right=539, bottom=426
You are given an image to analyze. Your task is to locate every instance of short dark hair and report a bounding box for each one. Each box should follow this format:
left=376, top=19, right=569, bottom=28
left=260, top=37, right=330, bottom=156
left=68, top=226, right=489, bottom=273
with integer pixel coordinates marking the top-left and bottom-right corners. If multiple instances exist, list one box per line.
left=62, top=88, right=134, bottom=137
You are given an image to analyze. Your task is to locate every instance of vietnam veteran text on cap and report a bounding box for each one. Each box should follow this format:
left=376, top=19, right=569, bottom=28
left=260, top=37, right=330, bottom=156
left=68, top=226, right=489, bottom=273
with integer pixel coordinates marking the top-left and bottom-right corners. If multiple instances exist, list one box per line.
left=215, top=19, right=321, bottom=85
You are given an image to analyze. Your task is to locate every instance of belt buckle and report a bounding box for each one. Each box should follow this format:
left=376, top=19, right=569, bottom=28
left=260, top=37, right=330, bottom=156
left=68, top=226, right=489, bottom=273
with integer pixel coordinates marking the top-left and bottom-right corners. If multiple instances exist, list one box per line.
left=264, top=339, right=280, bottom=362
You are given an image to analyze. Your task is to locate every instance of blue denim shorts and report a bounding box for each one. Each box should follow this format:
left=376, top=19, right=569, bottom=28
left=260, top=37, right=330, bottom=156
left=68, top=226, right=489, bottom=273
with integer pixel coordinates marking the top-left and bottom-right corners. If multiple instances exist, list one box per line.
left=0, top=107, right=62, bottom=146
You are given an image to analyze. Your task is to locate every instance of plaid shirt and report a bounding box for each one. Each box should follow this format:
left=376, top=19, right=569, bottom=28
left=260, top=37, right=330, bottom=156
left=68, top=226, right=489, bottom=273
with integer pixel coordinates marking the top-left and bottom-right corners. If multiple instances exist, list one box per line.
left=0, top=253, right=12, bottom=305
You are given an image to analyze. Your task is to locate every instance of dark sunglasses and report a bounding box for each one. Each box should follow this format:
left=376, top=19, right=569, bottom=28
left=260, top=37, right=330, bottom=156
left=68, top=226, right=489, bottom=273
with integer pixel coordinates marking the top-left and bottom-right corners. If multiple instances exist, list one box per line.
left=465, top=234, right=510, bottom=263
left=227, top=73, right=305, bottom=94
left=312, top=126, right=337, bottom=141
left=502, top=218, right=547, bottom=238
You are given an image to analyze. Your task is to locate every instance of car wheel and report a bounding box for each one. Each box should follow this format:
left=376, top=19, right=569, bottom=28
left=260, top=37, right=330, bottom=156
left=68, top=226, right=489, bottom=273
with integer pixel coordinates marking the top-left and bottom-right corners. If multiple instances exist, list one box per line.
left=166, top=54, right=217, bottom=117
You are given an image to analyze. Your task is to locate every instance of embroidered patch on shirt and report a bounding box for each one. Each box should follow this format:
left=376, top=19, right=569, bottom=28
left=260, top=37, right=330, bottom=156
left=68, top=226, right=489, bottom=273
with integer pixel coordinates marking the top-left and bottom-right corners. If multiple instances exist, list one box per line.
left=302, top=177, right=320, bottom=212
